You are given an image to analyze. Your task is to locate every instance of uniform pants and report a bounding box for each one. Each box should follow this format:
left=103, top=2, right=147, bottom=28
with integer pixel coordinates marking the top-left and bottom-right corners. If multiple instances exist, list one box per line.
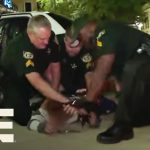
left=1, top=81, right=32, bottom=126
left=116, top=53, right=150, bottom=126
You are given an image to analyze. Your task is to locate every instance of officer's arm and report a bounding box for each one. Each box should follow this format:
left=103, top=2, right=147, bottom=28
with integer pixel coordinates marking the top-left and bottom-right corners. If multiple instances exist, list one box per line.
left=25, top=72, right=69, bottom=103
left=86, top=53, right=115, bottom=101
left=45, top=62, right=61, bottom=91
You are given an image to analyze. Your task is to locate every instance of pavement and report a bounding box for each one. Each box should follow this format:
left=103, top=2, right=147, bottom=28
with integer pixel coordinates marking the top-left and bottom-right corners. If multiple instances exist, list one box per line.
left=1, top=113, right=150, bottom=150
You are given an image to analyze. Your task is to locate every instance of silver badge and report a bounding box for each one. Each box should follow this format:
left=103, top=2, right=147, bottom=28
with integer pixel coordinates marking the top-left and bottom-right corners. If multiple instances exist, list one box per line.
left=81, top=53, right=92, bottom=63
left=23, top=51, right=34, bottom=59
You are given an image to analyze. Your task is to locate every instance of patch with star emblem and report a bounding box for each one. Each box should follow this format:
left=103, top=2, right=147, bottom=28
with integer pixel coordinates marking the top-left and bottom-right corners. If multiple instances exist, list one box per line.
left=23, top=51, right=34, bottom=59
left=81, top=53, right=92, bottom=63
left=71, top=63, right=77, bottom=69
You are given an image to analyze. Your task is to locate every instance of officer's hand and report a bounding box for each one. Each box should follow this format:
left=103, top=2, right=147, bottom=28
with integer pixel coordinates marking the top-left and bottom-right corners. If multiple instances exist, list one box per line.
left=78, top=108, right=88, bottom=116
left=68, top=95, right=92, bottom=108
left=63, top=104, right=78, bottom=116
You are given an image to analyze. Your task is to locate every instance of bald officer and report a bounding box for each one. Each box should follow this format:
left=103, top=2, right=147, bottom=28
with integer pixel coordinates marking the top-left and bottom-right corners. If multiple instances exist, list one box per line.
left=70, top=15, right=150, bottom=143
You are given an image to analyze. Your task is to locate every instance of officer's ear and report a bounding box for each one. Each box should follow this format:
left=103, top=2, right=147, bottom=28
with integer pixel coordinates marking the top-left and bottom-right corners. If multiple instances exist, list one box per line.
left=64, top=36, right=68, bottom=45
left=64, top=36, right=66, bottom=43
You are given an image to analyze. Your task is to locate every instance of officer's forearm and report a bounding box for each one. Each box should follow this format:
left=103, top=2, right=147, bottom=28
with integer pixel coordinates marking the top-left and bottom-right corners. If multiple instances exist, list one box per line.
left=50, top=62, right=61, bottom=91
left=86, top=54, right=115, bottom=101
left=85, top=71, right=105, bottom=101
left=44, top=62, right=61, bottom=91
left=86, top=73, right=105, bottom=101
left=26, top=72, right=69, bottom=103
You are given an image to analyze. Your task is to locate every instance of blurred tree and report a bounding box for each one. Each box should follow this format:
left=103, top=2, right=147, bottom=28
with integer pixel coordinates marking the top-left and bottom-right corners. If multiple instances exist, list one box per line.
left=84, top=0, right=150, bottom=23
left=37, top=0, right=149, bottom=23
left=52, top=0, right=86, bottom=19
left=37, top=0, right=85, bottom=19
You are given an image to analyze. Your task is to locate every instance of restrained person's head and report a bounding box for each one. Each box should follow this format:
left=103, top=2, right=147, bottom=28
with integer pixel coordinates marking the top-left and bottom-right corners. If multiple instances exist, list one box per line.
left=27, top=15, right=51, bottom=49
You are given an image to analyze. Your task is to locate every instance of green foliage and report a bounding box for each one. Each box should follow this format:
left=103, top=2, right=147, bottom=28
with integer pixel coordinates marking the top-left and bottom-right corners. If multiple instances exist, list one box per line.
left=37, top=0, right=149, bottom=23
left=37, top=0, right=86, bottom=19
left=52, top=0, right=86, bottom=19
left=83, top=0, right=150, bottom=23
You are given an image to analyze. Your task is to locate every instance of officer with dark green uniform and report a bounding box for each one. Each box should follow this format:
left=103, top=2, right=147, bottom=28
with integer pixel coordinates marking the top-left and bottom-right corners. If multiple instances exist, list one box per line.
left=59, top=35, right=93, bottom=94
left=0, top=15, right=70, bottom=126
left=58, top=32, right=117, bottom=128
left=70, top=16, right=150, bottom=143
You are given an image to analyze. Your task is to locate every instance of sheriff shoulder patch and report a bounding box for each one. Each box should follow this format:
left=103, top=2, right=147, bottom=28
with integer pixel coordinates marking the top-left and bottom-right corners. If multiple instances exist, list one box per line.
left=97, top=29, right=106, bottom=40
left=23, top=51, right=34, bottom=59
left=25, top=60, right=34, bottom=67
left=97, top=40, right=103, bottom=47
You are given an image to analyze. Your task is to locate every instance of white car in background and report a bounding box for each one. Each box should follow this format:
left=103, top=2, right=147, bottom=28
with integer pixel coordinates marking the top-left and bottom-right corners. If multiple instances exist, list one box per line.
left=0, top=11, right=72, bottom=52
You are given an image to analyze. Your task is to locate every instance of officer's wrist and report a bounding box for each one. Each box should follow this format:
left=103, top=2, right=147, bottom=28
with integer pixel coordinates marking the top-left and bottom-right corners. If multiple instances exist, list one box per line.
left=85, top=95, right=96, bottom=102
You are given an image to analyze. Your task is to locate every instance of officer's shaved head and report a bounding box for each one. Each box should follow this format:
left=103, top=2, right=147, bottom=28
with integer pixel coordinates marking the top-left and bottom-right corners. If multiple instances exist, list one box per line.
left=27, top=15, right=51, bottom=33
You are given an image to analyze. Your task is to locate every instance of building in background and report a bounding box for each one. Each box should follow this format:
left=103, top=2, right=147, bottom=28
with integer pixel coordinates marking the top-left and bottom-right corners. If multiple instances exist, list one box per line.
left=13, top=0, right=37, bottom=12
left=142, top=3, right=150, bottom=34
left=0, top=0, right=38, bottom=13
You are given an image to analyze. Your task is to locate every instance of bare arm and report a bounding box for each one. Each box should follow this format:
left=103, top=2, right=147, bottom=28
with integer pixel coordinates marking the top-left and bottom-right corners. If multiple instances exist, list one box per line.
left=45, top=62, right=61, bottom=91
left=86, top=54, right=115, bottom=101
left=25, top=72, right=68, bottom=103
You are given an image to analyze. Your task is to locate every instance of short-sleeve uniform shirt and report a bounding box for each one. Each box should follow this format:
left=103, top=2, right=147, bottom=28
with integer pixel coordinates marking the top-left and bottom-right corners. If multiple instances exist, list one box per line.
left=92, top=21, right=149, bottom=80
left=60, top=41, right=93, bottom=94
left=1, top=31, right=60, bottom=96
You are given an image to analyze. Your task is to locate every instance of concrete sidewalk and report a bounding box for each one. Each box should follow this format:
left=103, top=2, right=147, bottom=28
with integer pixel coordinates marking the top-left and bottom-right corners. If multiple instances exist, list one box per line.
left=1, top=113, right=150, bottom=150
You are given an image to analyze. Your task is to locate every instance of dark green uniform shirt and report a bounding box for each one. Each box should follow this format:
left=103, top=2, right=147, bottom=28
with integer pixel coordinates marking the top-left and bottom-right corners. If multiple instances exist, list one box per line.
left=93, top=21, right=150, bottom=80
left=1, top=31, right=60, bottom=97
left=60, top=41, right=93, bottom=94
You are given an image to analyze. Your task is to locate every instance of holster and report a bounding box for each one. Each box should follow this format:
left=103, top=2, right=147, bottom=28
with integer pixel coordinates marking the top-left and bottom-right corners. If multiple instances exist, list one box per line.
left=137, top=37, right=150, bottom=56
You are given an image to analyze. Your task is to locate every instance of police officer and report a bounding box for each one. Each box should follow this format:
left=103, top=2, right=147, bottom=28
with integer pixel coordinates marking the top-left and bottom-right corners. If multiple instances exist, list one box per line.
left=0, top=15, right=76, bottom=126
left=56, top=31, right=116, bottom=128
left=60, top=31, right=93, bottom=95
left=70, top=15, right=150, bottom=143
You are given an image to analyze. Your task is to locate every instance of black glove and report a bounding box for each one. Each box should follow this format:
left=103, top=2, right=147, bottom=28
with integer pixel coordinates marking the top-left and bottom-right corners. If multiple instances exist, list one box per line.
left=68, top=95, right=88, bottom=107
left=66, top=95, right=101, bottom=115
left=66, top=95, right=102, bottom=127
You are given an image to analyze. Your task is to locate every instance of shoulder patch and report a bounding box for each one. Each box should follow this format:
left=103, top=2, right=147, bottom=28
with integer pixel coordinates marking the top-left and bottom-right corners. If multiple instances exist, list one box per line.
left=25, top=60, right=34, bottom=67
left=23, top=51, right=34, bottom=59
left=97, top=29, right=106, bottom=40
left=97, top=40, right=103, bottom=47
